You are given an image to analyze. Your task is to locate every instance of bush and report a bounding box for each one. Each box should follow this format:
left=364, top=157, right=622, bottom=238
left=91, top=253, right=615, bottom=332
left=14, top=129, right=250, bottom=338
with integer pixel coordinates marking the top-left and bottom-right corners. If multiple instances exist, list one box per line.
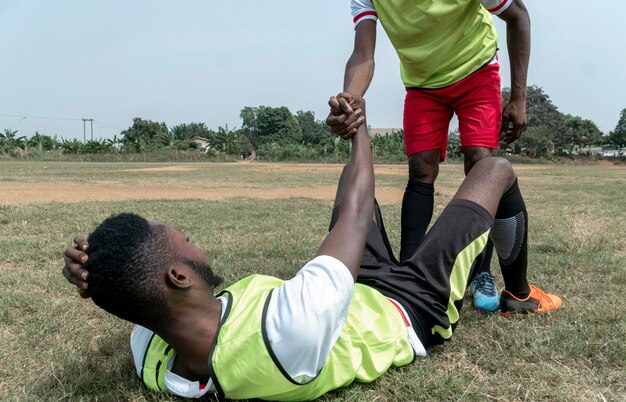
left=257, top=143, right=323, bottom=161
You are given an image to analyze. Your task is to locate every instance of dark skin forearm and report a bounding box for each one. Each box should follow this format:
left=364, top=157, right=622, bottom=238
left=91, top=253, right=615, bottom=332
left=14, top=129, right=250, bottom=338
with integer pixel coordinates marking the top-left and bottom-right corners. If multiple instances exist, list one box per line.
left=318, top=105, right=374, bottom=280
left=339, top=119, right=374, bottom=219
left=326, top=20, right=376, bottom=138
left=343, top=21, right=376, bottom=97
left=499, top=0, right=531, bottom=143
left=504, top=1, right=530, bottom=101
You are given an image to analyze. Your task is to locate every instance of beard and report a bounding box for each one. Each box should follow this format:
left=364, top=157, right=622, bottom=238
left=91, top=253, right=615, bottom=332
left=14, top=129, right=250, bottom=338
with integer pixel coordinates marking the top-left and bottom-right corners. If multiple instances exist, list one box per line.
left=182, top=258, right=224, bottom=289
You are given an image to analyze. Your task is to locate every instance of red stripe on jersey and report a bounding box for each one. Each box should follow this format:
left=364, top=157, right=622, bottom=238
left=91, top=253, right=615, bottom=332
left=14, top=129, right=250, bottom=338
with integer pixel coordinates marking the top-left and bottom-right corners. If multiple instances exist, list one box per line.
left=353, top=11, right=377, bottom=24
left=388, top=298, right=410, bottom=327
left=488, top=0, right=510, bottom=13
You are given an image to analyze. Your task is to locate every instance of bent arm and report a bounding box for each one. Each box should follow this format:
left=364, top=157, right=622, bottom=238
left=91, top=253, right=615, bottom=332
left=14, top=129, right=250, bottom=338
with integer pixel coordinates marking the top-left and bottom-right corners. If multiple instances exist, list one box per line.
left=317, top=103, right=374, bottom=280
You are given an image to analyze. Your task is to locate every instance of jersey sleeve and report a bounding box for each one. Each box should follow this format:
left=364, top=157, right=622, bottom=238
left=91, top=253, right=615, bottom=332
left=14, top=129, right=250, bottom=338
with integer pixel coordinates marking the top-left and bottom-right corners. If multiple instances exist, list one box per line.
left=481, top=0, right=514, bottom=15
left=264, top=255, right=355, bottom=384
left=351, top=0, right=377, bottom=27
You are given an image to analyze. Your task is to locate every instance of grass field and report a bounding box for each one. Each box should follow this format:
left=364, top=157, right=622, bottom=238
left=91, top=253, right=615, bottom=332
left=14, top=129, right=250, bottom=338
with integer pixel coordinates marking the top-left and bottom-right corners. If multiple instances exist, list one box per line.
left=0, top=160, right=624, bottom=401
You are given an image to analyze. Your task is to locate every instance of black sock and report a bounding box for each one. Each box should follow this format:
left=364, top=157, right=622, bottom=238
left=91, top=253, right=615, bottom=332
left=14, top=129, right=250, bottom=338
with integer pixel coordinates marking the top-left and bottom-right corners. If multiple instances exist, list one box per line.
left=492, top=179, right=530, bottom=298
left=400, top=180, right=434, bottom=262
left=477, top=239, right=494, bottom=274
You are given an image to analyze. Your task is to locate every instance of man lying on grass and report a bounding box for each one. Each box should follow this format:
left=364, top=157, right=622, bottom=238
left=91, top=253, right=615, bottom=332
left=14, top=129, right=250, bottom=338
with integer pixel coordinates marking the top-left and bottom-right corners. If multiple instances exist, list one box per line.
left=62, top=97, right=561, bottom=400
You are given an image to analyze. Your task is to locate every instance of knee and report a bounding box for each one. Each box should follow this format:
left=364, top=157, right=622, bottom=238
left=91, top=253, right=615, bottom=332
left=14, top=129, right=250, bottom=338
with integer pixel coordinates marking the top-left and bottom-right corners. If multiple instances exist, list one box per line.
left=463, top=147, right=496, bottom=174
left=408, top=151, right=440, bottom=183
left=475, top=157, right=515, bottom=184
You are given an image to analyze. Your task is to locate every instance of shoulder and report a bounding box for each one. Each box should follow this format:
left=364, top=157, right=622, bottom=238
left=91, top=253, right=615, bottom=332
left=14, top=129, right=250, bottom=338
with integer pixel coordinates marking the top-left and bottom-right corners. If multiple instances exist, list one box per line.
left=130, top=325, right=155, bottom=378
left=351, top=0, right=377, bottom=26
left=480, top=0, right=514, bottom=15
left=269, top=254, right=354, bottom=341
left=263, top=256, right=355, bottom=383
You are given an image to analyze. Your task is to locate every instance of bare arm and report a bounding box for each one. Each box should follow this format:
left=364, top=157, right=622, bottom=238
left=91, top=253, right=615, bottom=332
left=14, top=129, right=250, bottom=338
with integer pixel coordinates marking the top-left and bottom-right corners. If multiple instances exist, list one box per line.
left=318, top=99, right=373, bottom=280
left=498, top=0, right=530, bottom=144
left=344, top=20, right=377, bottom=99
left=327, top=20, right=376, bottom=137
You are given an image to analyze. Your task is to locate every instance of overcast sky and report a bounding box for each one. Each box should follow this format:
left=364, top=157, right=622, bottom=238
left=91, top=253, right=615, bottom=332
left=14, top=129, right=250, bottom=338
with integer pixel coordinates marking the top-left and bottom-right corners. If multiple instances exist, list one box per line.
left=1, top=1, right=623, bottom=140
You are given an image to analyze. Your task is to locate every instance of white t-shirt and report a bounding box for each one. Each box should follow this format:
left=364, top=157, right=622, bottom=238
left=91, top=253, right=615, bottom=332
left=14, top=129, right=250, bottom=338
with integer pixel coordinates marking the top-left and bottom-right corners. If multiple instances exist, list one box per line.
left=130, top=255, right=425, bottom=398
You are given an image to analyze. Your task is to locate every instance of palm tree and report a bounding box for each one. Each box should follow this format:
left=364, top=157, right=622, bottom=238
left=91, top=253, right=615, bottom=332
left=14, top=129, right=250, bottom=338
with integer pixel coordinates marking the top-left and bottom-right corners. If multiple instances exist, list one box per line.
left=29, top=132, right=47, bottom=153
left=1, top=129, right=27, bottom=154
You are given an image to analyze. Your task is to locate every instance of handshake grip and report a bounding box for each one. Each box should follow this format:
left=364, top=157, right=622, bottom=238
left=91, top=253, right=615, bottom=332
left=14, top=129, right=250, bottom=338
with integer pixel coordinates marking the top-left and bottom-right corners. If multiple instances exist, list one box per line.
left=326, top=93, right=366, bottom=140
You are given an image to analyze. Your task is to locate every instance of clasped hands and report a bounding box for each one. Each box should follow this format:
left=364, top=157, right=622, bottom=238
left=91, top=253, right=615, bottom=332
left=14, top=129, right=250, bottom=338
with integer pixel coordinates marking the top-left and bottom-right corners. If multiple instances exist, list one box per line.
left=325, top=92, right=366, bottom=140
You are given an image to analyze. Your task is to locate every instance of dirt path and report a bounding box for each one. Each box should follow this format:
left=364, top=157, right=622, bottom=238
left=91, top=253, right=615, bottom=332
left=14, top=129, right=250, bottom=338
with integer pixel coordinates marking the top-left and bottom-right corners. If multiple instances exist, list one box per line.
left=1, top=182, right=406, bottom=205
left=6, top=163, right=613, bottom=206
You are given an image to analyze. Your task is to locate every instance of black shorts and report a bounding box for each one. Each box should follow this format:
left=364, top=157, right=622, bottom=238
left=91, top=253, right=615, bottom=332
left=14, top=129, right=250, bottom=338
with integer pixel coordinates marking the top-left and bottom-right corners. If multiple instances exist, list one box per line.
left=329, top=199, right=493, bottom=348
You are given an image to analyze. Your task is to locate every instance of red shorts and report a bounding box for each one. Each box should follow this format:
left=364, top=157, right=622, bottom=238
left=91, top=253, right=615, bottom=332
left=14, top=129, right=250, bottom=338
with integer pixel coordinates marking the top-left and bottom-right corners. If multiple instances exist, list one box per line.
left=403, top=62, right=502, bottom=161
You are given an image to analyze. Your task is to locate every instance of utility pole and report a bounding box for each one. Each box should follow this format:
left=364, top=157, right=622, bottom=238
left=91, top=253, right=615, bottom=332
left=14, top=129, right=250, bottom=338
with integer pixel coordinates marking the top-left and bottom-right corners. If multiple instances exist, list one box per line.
left=82, top=118, right=94, bottom=141
left=88, top=119, right=94, bottom=140
left=81, top=119, right=87, bottom=142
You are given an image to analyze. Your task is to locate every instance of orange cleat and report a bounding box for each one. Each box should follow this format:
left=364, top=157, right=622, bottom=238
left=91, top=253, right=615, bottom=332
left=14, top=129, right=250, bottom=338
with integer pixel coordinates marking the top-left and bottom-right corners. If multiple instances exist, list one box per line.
left=500, top=284, right=562, bottom=316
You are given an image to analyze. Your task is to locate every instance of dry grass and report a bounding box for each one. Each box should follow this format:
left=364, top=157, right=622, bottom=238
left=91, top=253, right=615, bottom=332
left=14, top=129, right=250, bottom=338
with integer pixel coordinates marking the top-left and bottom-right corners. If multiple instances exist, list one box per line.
left=0, top=161, right=624, bottom=401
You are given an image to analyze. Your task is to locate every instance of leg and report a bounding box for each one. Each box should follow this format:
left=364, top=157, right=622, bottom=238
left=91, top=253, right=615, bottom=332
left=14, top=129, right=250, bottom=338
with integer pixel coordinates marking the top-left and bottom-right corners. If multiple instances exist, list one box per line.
left=460, top=149, right=532, bottom=301
left=454, top=63, right=503, bottom=311
left=462, top=147, right=501, bottom=311
left=401, top=89, right=452, bottom=262
left=455, top=158, right=562, bottom=315
left=452, top=157, right=516, bottom=216
left=400, top=150, right=439, bottom=262
left=404, top=158, right=504, bottom=345
left=400, top=158, right=510, bottom=344
left=462, top=146, right=496, bottom=175
left=496, top=178, right=562, bottom=315
left=409, top=158, right=514, bottom=344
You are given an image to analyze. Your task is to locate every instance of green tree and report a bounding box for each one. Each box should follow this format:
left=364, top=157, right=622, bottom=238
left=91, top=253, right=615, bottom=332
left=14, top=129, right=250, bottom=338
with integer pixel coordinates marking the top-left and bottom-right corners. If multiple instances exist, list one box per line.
left=0, top=129, right=26, bottom=154
left=106, top=135, right=121, bottom=150
left=502, top=85, right=567, bottom=152
left=240, top=106, right=302, bottom=146
left=609, top=108, right=626, bottom=151
left=28, top=132, right=60, bottom=152
left=295, top=110, right=331, bottom=145
left=517, top=126, right=554, bottom=157
left=239, top=106, right=258, bottom=145
left=170, top=122, right=213, bottom=141
left=447, top=129, right=462, bottom=159
left=120, top=118, right=169, bottom=152
left=207, top=125, right=251, bottom=155
left=83, top=139, right=115, bottom=154
left=61, top=138, right=85, bottom=154
left=564, top=116, right=603, bottom=153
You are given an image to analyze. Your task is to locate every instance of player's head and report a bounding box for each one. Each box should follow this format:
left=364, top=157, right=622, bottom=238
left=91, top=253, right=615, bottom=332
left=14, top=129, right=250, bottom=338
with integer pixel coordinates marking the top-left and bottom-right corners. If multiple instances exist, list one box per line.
left=83, top=213, right=222, bottom=327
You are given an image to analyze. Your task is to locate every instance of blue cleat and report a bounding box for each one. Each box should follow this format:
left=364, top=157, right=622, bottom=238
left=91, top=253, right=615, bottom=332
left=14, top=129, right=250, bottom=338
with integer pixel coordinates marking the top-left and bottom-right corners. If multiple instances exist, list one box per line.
left=471, top=272, right=500, bottom=312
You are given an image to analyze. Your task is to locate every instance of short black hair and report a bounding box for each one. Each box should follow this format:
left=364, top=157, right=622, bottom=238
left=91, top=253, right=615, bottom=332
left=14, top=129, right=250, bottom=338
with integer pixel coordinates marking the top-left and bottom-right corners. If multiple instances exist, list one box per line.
left=84, top=213, right=172, bottom=326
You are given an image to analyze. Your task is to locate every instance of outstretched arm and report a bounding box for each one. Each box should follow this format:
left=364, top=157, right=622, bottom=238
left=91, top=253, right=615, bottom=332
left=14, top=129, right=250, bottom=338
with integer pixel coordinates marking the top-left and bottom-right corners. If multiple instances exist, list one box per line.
left=318, top=98, right=373, bottom=280
left=498, top=0, right=530, bottom=144
left=343, top=19, right=377, bottom=100
left=326, top=19, right=376, bottom=138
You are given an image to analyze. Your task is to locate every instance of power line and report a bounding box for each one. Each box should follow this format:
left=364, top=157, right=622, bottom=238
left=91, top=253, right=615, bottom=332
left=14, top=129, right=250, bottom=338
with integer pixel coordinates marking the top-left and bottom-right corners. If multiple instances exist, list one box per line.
left=0, top=113, right=125, bottom=137
left=0, top=113, right=82, bottom=122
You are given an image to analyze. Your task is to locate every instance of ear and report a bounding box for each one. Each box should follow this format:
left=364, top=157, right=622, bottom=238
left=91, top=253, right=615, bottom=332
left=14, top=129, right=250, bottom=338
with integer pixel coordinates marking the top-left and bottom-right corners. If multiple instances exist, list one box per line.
left=165, top=264, right=193, bottom=289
